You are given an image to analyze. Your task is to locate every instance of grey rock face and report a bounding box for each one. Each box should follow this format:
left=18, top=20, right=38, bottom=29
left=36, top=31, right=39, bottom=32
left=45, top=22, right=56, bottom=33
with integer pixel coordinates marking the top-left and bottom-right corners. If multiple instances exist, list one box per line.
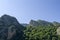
left=29, top=20, right=54, bottom=27
left=0, top=14, right=24, bottom=40
left=29, top=20, right=39, bottom=27
left=57, top=27, right=60, bottom=35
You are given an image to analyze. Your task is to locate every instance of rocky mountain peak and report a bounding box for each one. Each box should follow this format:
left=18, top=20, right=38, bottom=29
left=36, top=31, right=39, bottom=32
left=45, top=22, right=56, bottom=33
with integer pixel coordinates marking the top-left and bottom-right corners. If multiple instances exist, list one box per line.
left=0, top=14, right=19, bottom=26
left=0, top=14, right=24, bottom=40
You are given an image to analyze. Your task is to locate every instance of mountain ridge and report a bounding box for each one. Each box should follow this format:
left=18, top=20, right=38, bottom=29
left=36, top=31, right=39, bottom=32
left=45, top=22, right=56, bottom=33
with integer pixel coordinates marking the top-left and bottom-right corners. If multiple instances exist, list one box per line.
left=0, top=14, right=24, bottom=40
left=28, top=19, right=60, bottom=27
left=0, top=14, right=60, bottom=40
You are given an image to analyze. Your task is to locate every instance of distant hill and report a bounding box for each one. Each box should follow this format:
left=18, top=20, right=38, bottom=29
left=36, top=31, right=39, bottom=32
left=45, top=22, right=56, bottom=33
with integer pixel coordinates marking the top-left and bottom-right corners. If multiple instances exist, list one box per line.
left=52, top=21, right=60, bottom=27
left=21, top=23, right=28, bottom=27
left=29, top=20, right=60, bottom=27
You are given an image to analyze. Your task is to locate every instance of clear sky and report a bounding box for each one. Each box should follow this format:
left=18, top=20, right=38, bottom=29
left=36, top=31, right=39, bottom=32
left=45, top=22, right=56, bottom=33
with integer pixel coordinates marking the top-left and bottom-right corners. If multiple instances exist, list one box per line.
left=0, top=0, right=60, bottom=23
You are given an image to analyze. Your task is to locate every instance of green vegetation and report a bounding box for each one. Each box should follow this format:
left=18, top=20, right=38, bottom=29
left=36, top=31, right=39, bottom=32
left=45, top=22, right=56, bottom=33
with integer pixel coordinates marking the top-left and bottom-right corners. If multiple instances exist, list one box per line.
left=23, top=20, right=60, bottom=40
left=0, top=15, right=60, bottom=40
left=24, top=26, right=60, bottom=40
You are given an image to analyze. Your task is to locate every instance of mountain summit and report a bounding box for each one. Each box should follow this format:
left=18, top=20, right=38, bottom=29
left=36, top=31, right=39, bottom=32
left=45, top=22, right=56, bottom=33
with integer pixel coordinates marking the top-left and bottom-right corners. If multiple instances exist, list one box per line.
left=29, top=20, right=60, bottom=27
left=0, top=14, right=24, bottom=40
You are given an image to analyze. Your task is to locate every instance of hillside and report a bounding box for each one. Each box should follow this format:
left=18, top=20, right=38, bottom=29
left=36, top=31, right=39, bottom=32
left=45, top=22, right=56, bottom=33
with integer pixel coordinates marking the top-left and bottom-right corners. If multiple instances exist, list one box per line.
left=29, top=20, right=60, bottom=27
left=0, top=14, right=60, bottom=40
left=0, top=14, right=24, bottom=40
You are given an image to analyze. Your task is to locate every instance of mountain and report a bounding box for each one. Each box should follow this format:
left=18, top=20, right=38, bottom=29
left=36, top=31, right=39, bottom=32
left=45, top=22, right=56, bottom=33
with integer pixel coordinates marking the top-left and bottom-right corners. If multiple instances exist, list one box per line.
left=52, top=21, right=60, bottom=27
left=0, top=14, right=24, bottom=40
left=29, top=20, right=40, bottom=27
left=21, top=23, right=28, bottom=27
left=29, top=20, right=60, bottom=27
left=37, top=20, right=54, bottom=26
left=0, top=14, right=60, bottom=40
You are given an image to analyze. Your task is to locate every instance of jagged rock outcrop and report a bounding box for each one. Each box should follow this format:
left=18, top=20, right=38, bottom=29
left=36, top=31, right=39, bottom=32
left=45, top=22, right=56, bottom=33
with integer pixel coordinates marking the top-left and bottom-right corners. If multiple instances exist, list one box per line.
left=0, top=14, right=24, bottom=40
left=29, top=20, right=54, bottom=27
left=29, top=20, right=39, bottom=27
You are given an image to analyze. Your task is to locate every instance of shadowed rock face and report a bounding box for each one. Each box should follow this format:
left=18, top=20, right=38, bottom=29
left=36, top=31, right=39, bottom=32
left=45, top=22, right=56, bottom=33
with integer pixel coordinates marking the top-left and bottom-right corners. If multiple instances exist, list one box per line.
left=0, top=14, right=24, bottom=40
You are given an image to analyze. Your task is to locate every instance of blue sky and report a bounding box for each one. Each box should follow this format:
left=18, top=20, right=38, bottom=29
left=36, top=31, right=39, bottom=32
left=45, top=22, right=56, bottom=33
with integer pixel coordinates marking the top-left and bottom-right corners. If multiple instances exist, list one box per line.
left=0, top=0, right=60, bottom=23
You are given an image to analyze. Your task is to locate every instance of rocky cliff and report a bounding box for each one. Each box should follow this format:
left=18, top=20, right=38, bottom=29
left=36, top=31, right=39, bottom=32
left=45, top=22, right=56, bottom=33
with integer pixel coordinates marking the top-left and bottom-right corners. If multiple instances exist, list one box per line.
left=0, top=14, right=24, bottom=40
